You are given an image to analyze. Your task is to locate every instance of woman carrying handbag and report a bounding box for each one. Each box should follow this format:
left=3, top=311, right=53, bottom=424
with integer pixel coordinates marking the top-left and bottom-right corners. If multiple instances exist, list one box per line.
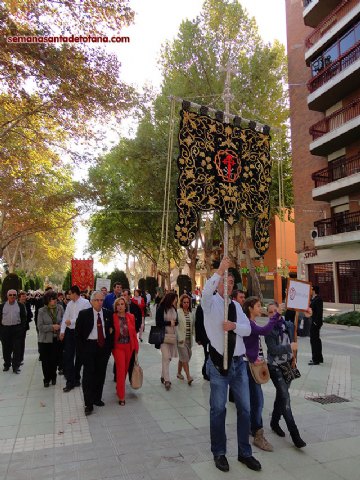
left=176, top=294, right=195, bottom=385
left=265, top=302, right=306, bottom=448
left=112, top=297, right=139, bottom=406
left=155, top=292, right=178, bottom=391
left=243, top=297, right=280, bottom=452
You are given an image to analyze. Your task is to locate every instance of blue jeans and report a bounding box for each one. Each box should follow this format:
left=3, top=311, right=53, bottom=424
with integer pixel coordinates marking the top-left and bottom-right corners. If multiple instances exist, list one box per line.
left=247, top=363, right=264, bottom=435
left=207, top=357, right=252, bottom=458
left=269, top=365, right=297, bottom=432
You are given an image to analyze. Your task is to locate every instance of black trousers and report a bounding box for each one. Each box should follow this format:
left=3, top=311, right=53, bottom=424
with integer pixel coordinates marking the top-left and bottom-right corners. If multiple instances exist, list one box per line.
left=310, top=324, right=323, bottom=363
left=63, top=329, right=76, bottom=387
left=81, top=341, right=111, bottom=408
left=39, top=340, right=61, bottom=383
left=201, top=343, right=210, bottom=379
left=0, top=324, right=23, bottom=370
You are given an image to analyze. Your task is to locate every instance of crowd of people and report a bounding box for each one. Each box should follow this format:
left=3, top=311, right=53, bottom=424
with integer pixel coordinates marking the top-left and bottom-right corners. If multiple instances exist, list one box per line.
left=0, top=267, right=324, bottom=474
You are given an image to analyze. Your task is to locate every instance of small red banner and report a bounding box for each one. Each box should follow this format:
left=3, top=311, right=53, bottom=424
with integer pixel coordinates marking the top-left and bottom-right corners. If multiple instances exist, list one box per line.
left=71, top=259, right=94, bottom=292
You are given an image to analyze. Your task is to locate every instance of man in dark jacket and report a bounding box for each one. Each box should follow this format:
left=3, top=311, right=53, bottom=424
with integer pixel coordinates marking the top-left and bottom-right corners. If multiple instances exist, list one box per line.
left=309, top=285, right=323, bottom=365
left=0, top=290, right=27, bottom=373
left=75, top=291, right=114, bottom=416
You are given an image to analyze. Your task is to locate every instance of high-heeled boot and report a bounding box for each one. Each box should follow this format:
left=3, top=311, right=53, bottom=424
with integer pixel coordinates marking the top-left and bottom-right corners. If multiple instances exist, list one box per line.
left=290, top=427, right=306, bottom=448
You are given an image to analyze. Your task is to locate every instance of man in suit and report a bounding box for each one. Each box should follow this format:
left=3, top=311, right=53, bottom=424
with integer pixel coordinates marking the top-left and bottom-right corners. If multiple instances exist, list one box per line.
left=75, top=291, right=114, bottom=416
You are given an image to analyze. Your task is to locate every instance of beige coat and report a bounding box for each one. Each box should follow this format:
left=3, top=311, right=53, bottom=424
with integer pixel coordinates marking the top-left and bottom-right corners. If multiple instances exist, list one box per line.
left=176, top=308, right=195, bottom=345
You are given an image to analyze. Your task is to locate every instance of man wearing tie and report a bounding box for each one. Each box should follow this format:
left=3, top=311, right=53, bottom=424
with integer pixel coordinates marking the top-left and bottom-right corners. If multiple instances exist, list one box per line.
left=75, top=291, right=114, bottom=416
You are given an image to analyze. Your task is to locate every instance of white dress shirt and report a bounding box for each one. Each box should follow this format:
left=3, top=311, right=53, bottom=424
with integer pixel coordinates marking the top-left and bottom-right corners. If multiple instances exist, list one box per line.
left=87, top=308, right=106, bottom=340
left=201, top=272, right=251, bottom=356
left=60, top=296, right=91, bottom=334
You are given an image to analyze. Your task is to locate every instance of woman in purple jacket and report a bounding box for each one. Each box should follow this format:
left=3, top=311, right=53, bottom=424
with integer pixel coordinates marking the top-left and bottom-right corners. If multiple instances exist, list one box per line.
left=243, top=297, right=280, bottom=452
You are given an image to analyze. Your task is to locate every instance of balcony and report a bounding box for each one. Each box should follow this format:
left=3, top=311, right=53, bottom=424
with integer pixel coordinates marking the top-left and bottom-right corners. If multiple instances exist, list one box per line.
left=304, top=0, right=343, bottom=28
left=312, top=152, right=360, bottom=200
left=307, top=42, right=360, bottom=111
left=309, top=97, right=360, bottom=155
left=305, top=0, right=359, bottom=49
left=314, top=210, right=360, bottom=247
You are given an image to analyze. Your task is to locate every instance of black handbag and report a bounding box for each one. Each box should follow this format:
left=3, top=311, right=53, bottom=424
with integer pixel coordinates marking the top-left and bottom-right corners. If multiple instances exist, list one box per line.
left=277, top=361, right=301, bottom=384
left=148, top=325, right=164, bottom=345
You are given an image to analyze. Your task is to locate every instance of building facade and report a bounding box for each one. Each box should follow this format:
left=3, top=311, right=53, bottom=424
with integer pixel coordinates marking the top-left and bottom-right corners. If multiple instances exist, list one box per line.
left=286, top=0, right=360, bottom=304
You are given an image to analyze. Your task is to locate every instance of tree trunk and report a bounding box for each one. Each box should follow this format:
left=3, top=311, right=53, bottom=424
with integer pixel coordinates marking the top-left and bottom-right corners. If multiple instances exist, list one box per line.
left=240, top=220, right=263, bottom=302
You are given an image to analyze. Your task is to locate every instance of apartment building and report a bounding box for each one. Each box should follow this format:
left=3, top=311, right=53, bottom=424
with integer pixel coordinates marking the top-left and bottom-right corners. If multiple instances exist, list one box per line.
left=286, top=0, right=360, bottom=304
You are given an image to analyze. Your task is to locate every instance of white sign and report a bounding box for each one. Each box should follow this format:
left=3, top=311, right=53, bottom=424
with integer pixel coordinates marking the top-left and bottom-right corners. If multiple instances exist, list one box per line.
left=285, top=278, right=312, bottom=312
left=95, top=278, right=111, bottom=292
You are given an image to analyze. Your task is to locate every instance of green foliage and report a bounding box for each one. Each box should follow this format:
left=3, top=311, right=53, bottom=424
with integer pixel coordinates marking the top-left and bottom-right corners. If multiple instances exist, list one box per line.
left=177, top=275, right=192, bottom=295
left=62, top=270, right=72, bottom=292
left=86, top=0, right=292, bottom=270
left=1, top=273, right=21, bottom=302
left=108, top=269, right=129, bottom=290
left=229, top=267, right=242, bottom=288
left=325, top=312, right=360, bottom=327
left=145, top=276, right=158, bottom=299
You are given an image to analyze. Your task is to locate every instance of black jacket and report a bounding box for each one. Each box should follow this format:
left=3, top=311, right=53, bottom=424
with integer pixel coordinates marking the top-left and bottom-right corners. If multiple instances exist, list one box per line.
left=194, top=305, right=209, bottom=345
left=75, top=307, right=114, bottom=358
left=310, top=295, right=323, bottom=328
left=0, top=302, right=27, bottom=328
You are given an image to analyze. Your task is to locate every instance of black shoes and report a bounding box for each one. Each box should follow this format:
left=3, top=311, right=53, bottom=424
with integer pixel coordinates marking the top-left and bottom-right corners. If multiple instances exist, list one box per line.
left=84, top=406, right=93, bottom=416
left=308, top=360, right=320, bottom=365
left=214, top=455, right=229, bottom=472
left=74, top=381, right=81, bottom=387
left=13, top=368, right=21, bottom=374
left=290, top=430, right=306, bottom=448
left=270, top=420, right=286, bottom=437
left=3, top=366, right=10, bottom=372
left=94, top=400, right=105, bottom=407
left=238, top=455, right=261, bottom=471
left=44, top=382, right=50, bottom=388
left=63, top=386, right=73, bottom=392
left=51, top=379, right=56, bottom=385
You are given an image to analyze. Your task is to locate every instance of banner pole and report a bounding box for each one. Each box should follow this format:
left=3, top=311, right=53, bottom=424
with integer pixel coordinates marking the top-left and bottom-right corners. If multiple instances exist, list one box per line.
left=222, top=59, right=234, bottom=370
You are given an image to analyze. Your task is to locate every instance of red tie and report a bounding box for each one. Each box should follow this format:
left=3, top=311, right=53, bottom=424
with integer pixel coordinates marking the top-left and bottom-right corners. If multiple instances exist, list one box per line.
left=97, top=313, right=105, bottom=348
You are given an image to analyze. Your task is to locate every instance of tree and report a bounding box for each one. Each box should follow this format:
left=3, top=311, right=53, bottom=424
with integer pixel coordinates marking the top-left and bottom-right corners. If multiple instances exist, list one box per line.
left=0, top=2, right=136, bottom=159
left=62, top=270, right=72, bottom=291
left=86, top=0, right=292, bottom=286
left=108, top=269, right=129, bottom=290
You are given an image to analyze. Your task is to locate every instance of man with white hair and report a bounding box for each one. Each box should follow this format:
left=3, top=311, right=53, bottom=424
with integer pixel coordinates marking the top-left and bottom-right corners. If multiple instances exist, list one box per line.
left=0, top=290, right=27, bottom=373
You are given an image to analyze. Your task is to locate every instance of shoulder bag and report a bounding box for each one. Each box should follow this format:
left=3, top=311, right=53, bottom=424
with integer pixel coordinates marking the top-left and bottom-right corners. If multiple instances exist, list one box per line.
left=130, top=353, right=143, bottom=389
left=277, top=360, right=301, bottom=384
left=148, top=325, right=165, bottom=344
left=248, top=360, right=270, bottom=384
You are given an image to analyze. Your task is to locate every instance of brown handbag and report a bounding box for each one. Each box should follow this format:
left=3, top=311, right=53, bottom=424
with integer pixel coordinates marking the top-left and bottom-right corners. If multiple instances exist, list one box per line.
left=130, top=353, right=143, bottom=389
left=164, top=333, right=176, bottom=344
left=248, top=360, right=270, bottom=384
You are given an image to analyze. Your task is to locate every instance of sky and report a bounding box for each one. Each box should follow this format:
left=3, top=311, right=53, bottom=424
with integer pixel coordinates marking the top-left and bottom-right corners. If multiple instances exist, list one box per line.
left=75, top=0, right=287, bottom=271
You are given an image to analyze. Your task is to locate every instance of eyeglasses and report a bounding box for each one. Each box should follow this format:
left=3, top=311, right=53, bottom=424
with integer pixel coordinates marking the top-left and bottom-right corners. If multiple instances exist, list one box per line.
left=93, top=299, right=104, bottom=302
left=8, top=294, right=17, bottom=297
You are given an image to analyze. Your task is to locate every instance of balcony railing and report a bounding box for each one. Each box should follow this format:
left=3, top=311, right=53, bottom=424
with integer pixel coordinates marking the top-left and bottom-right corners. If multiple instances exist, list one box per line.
left=314, top=210, right=360, bottom=236
left=312, top=151, right=360, bottom=186
left=309, top=96, right=360, bottom=140
left=303, top=0, right=313, bottom=7
left=305, top=0, right=357, bottom=48
left=307, top=41, right=360, bottom=93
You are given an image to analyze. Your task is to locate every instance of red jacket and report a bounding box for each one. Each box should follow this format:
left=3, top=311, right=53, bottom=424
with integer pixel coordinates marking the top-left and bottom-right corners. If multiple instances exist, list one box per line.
left=112, top=312, right=139, bottom=353
left=131, top=297, right=145, bottom=318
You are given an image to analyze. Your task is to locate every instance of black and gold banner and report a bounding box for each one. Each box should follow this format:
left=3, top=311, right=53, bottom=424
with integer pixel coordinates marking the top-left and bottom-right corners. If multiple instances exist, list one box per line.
left=175, top=109, right=272, bottom=256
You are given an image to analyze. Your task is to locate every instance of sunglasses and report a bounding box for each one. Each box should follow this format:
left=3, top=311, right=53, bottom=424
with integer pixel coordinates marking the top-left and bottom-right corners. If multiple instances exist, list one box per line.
left=8, top=294, right=17, bottom=297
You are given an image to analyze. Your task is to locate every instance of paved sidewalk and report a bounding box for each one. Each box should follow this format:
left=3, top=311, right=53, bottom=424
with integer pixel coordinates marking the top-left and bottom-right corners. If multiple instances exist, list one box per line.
left=0, top=313, right=359, bottom=480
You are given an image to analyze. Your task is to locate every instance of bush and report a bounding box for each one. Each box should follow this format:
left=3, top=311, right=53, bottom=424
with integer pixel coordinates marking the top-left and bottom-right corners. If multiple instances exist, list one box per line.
left=177, top=274, right=192, bottom=295
left=108, top=269, right=129, bottom=290
left=325, top=311, right=360, bottom=327
left=145, top=276, right=158, bottom=299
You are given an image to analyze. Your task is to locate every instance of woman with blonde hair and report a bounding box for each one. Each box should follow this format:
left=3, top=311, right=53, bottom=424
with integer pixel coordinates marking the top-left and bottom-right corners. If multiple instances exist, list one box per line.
left=155, top=292, right=178, bottom=390
left=112, top=296, right=138, bottom=405
left=177, top=294, right=195, bottom=385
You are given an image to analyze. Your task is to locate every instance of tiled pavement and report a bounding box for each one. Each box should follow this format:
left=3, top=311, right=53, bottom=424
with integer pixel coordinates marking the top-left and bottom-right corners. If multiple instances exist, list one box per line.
left=0, top=312, right=360, bottom=480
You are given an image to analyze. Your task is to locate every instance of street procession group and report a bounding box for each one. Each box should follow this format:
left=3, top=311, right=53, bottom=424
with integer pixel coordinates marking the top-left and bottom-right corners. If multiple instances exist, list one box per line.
left=0, top=259, right=324, bottom=474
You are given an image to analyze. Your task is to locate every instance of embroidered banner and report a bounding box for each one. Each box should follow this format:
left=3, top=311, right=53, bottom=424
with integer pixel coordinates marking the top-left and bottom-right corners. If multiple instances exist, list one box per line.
left=71, top=259, right=94, bottom=291
left=175, top=110, right=272, bottom=256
